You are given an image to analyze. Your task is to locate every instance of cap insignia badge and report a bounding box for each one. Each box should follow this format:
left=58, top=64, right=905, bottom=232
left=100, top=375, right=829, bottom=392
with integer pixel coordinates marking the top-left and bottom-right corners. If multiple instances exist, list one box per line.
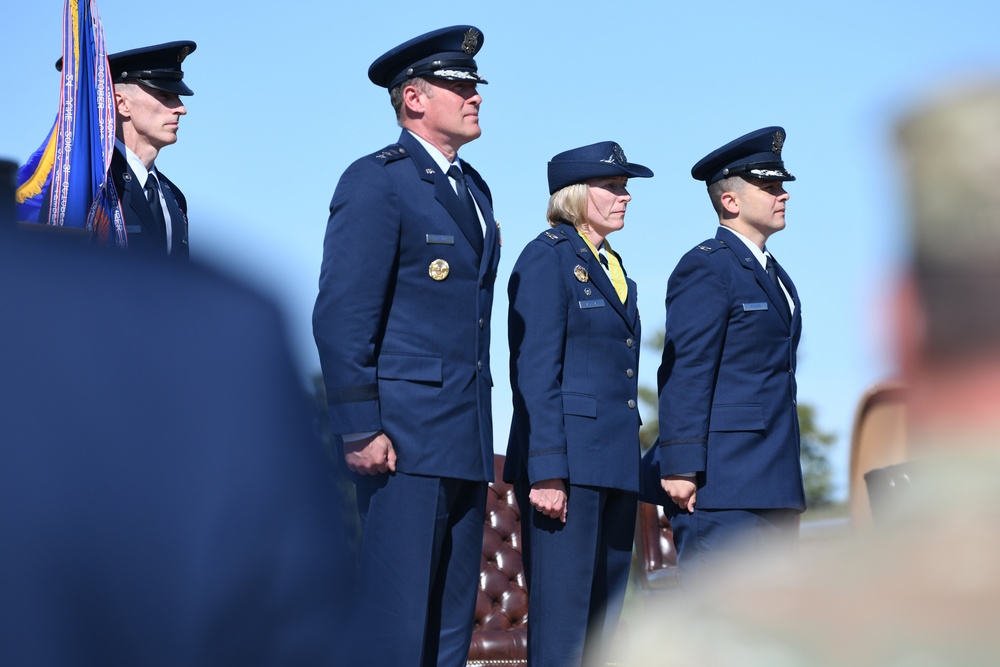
left=772, top=130, right=785, bottom=154
left=462, top=29, right=480, bottom=54
left=574, top=265, right=589, bottom=283
left=600, top=143, right=628, bottom=166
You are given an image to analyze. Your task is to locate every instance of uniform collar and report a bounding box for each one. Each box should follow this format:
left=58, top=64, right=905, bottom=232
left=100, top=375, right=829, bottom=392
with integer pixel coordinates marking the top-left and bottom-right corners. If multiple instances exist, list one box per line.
left=406, top=130, right=459, bottom=175
left=720, top=225, right=768, bottom=269
left=116, top=139, right=157, bottom=187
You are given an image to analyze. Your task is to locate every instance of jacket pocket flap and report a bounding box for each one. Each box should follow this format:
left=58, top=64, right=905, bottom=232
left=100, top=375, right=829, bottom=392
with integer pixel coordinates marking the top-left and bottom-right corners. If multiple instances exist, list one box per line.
left=709, top=404, right=765, bottom=431
left=377, top=353, right=442, bottom=382
left=562, top=392, right=597, bottom=418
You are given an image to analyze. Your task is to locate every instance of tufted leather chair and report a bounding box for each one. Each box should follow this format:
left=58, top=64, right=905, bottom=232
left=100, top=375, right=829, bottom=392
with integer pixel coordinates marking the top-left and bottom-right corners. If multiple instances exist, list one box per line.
left=467, top=455, right=529, bottom=666
left=633, top=501, right=681, bottom=591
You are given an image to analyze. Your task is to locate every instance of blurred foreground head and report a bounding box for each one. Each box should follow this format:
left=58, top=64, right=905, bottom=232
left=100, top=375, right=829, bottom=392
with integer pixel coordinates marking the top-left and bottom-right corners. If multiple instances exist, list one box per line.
left=895, top=81, right=1000, bottom=435
left=897, top=82, right=1000, bottom=363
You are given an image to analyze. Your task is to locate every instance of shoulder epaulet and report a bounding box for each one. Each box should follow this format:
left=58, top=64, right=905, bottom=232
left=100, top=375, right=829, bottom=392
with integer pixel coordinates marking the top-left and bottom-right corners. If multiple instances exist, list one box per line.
left=370, top=144, right=410, bottom=164
left=693, top=238, right=726, bottom=254
left=536, top=228, right=571, bottom=246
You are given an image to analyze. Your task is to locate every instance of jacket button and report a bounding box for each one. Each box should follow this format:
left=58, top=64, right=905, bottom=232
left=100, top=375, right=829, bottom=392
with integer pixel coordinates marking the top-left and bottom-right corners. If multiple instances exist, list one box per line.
left=626, top=369, right=634, bottom=378
left=477, top=360, right=483, bottom=372
left=479, top=318, right=484, bottom=329
left=625, top=338, right=634, bottom=348
left=627, top=400, right=636, bottom=409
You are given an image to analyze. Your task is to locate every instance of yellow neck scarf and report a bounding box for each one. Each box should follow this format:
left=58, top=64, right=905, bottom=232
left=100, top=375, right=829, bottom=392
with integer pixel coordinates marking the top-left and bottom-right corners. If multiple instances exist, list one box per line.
left=578, top=231, right=627, bottom=303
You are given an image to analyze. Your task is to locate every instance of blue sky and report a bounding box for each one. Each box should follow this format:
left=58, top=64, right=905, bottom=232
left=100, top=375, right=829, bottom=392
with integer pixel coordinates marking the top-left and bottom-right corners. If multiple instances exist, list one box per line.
left=4, top=0, right=999, bottom=497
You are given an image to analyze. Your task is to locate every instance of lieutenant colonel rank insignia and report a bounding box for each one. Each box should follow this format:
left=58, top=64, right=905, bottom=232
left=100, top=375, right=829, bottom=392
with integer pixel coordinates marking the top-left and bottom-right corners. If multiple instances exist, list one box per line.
left=574, top=265, right=589, bottom=283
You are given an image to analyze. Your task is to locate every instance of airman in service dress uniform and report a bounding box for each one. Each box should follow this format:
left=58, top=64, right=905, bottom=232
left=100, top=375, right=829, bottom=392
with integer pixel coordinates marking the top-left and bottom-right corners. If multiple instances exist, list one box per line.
left=645, top=127, right=806, bottom=583
left=107, top=41, right=195, bottom=259
left=312, top=25, right=499, bottom=667
left=506, top=142, right=652, bottom=666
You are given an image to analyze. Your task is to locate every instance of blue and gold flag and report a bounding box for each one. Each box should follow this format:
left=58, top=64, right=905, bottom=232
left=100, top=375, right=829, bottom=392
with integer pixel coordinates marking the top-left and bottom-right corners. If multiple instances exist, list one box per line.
left=15, top=0, right=123, bottom=246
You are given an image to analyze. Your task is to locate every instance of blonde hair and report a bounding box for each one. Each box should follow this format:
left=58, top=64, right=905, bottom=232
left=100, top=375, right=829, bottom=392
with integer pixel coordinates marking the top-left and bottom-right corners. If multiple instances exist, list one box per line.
left=546, top=182, right=589, bottom=229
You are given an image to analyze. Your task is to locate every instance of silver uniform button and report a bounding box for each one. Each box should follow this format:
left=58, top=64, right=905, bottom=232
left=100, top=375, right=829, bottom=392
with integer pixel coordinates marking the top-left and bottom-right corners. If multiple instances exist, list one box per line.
left=627, top=400, right=636, bottom=409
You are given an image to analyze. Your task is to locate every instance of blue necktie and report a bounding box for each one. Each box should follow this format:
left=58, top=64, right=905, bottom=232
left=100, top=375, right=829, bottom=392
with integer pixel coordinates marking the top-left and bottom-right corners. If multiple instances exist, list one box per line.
left=447, top=165, right=483, bottom=255
left=144, top=174, right=166, bottom=235
left=766, top=254, right=791, bottom=316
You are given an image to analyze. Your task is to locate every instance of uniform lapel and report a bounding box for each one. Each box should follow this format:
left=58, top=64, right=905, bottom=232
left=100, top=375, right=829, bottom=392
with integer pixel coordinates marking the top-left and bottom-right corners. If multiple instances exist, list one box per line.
left=113, top=149, right=164, bottom=244
left=159, top=176, right=188, bottom=258
left=717, top=227, right=791, bottom=328
left=397, top=131, right=483, bottom=257
left=567, top=227, right=634, bottom=332
left=774, top=258, right=800, bottom=336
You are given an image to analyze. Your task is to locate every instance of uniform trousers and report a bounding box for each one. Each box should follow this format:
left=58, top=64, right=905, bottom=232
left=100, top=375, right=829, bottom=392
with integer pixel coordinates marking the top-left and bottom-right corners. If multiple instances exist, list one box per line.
left=515, top=482, right=636, bottom=667
left=353, top=470, right=488, bottom=667
left=670, top=507, right=800, bottom=586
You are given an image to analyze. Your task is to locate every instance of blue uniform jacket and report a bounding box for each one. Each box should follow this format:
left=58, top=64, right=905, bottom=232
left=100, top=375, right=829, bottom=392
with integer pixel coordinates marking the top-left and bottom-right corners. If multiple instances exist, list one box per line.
left=653, top=226, right=806, bottom=510
left=313, top=130, right=500, bottom=482
left=505, top=223, right=641, bottom=492
left=109, top=148, right=189, bottom=260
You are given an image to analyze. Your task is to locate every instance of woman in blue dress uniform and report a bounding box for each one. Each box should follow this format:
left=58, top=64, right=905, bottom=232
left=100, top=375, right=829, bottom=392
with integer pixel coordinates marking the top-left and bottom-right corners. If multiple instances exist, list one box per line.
left=504, top=141, right=653, bottom=666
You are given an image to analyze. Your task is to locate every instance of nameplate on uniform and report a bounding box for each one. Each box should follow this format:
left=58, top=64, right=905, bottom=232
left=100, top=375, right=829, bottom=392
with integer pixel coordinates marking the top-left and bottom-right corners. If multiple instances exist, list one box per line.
left=743, top=302, right=768, bottom=311
left=125, top=225, right=143, bottom=234
left=579, top=299, right=606, bottom=309
left=425, top=234, right=455, bottom=245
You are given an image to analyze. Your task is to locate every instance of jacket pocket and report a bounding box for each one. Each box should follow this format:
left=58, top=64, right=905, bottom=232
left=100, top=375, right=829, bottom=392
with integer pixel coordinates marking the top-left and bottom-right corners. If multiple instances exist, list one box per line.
left=377, top=353, right=443, bottom=383
left=709, top=403, right=765, bottom=432
left=562, top=392, right=598, bottom=418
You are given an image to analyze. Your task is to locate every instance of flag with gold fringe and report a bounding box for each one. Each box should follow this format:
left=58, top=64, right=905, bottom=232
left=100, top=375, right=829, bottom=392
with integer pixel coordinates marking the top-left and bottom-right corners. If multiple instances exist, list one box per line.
left=15, top=0, right=124, bottom=246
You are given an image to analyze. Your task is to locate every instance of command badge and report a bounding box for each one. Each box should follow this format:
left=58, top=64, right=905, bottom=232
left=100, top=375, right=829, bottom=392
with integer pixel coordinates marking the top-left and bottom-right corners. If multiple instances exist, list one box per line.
left=574, top=265, right=589, bottom=283
left=429, top=259, right=450, bottom=281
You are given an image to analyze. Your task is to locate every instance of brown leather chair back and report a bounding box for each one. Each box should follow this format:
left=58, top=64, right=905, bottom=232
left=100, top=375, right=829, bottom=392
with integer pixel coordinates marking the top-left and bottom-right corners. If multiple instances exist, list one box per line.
left=848, top=380, right=907, bottom=532
left=633, top=500, right=680, bottom=591
left=467, top=455, right=528, bottom=665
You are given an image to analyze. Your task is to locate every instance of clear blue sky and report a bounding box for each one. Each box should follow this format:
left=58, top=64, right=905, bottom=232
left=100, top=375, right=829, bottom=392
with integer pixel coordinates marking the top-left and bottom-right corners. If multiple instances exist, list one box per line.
left=4, top=0, right=999, bottom=497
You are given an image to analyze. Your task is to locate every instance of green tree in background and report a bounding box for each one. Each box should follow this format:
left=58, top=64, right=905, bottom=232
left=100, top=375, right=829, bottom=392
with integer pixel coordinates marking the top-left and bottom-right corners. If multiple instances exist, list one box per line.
left=638, top=333, right=837, bottom=507
left=797, top=402, right=836, bottom=508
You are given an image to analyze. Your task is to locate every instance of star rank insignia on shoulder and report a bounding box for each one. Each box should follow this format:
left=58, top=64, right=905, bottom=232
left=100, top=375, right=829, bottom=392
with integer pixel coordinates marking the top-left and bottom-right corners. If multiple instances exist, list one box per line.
left=372, top=145, right=408, bottom=161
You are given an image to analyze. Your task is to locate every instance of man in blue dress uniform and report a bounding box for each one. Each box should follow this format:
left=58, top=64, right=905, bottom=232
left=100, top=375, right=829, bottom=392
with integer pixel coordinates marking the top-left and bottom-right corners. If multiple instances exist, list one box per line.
left=106, top=41, right=195, bottom=259
left=647, top=127, right=806, bottom=582
left=312, top=25, right=500, bottom=666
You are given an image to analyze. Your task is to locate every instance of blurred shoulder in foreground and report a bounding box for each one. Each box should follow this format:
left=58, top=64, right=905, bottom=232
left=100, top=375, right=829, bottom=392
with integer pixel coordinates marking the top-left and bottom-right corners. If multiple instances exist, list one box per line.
left=0, top=230, right=356, bottom=666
